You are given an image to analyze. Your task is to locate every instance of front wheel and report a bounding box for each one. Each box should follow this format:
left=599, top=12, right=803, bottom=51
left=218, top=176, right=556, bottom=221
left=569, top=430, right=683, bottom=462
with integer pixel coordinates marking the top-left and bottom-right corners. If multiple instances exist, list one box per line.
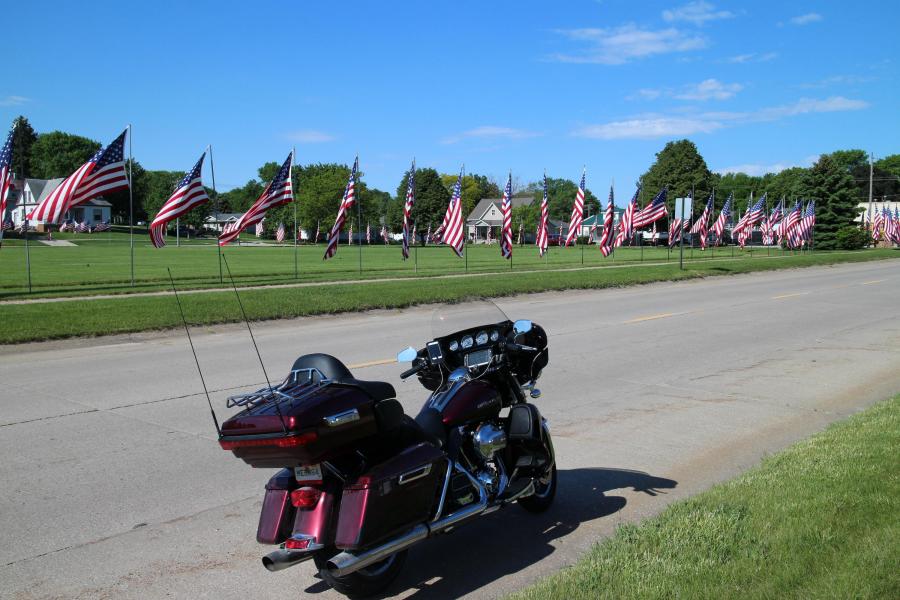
left=314, top=550, right=407, bottom=599
left=518, top=462, right=557, bottom=513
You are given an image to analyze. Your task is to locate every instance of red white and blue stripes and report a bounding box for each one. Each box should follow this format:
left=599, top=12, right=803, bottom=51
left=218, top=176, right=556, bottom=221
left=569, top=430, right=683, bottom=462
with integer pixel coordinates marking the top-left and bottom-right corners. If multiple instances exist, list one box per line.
left=149, top=152, right=209, bottom=248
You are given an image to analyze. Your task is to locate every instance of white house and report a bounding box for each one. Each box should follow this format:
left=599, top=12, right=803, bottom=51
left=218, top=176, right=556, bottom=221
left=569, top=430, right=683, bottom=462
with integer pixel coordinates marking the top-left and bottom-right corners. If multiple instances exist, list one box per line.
left=8, top=178, right=112, bottom=230
left=466, top=195, right=535, bottom=241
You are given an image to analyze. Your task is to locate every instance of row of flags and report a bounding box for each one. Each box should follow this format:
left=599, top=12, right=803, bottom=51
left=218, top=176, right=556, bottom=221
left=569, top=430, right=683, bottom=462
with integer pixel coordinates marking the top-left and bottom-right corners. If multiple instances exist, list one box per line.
left=863, top=206, right=900, bottom=244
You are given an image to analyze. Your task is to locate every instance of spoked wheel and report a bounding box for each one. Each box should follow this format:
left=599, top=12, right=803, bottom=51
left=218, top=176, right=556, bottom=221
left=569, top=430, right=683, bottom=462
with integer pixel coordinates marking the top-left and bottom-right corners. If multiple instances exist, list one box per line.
left=518, top=462, right=557, bottom=513
left=314, top=549, right=407, bottom=598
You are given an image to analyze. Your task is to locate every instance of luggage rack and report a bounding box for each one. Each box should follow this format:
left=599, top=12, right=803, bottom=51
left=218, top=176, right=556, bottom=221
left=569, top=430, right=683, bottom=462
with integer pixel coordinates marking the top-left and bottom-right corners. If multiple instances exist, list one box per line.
left=226, top=367, right=331, bottom=410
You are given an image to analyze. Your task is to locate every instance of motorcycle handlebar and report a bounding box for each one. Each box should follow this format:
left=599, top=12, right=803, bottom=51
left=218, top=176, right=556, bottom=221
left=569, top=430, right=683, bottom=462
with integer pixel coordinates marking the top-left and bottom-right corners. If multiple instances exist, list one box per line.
left=400, top=360, right=426, bottom=379
left=505, top=341, right=537, bottom=353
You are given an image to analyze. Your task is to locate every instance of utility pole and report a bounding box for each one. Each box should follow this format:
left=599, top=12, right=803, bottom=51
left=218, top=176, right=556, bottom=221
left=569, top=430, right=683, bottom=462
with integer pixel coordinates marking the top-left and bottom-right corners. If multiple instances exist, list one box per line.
left=867, top=153, right=874, bottom=232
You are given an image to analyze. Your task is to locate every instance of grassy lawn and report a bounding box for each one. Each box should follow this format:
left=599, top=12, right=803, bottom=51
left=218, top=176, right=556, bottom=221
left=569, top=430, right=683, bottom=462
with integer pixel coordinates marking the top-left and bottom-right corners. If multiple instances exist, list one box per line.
left=510, top=395, right=900, bottom=600
left=0, top=248, right=896, bottom=344
left=0, top=227, right=851, bottom=300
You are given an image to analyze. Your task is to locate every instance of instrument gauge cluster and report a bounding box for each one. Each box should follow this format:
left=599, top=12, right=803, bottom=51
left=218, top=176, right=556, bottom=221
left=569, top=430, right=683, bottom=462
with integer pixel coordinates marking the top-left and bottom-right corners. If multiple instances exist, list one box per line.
left=460, top=335, right=474, bottom=350
left=475, top=331, right=489, bottom=345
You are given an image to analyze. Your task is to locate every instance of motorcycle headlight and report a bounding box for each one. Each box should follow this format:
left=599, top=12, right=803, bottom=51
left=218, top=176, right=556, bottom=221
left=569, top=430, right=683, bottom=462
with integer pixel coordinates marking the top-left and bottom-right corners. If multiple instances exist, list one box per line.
left=475, top=331, right=489, bottom=345
left=461, top=335, right=474, bottom=349
left=449, top=339, right=459, bottom=352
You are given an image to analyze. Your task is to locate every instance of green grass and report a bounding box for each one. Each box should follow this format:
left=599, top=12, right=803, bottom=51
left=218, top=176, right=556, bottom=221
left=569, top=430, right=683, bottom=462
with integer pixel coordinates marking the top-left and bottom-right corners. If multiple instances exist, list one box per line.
left=0, top=248, right=896, bottom=344
left=510, top=395, right=900, bottom=600
left=0, top=227, right=862, bottom=300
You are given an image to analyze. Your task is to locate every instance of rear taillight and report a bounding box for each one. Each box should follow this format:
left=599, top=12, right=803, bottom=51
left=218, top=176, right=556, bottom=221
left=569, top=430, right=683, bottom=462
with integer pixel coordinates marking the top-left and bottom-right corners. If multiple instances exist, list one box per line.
left=284, top=536, right=311, bottom=550
left=218, top=431, right=317, bottom=450
left=290, top=486, right=322, bottom=509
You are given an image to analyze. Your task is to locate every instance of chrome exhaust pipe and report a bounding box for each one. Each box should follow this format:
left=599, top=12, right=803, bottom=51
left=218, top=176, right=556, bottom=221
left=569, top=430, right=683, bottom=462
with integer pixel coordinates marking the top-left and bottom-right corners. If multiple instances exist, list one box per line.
left=262, top=548, right=315, bottom=572
left=327, top=464, right=489, bottom=578
left=327, top=524, right=429, bottom=577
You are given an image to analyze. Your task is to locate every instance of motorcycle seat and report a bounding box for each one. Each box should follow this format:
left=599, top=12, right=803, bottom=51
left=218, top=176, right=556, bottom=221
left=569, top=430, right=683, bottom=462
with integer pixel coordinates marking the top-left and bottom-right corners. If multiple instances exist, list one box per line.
left=291, top=353, right=396, bottom=401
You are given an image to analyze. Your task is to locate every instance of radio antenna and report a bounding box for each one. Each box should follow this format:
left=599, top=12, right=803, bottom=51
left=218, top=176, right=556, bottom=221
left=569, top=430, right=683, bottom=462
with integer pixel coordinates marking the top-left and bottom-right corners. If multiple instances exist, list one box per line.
left=221, top=253, right=288, bottom=435
left=168, top=268, right=220, bottom=435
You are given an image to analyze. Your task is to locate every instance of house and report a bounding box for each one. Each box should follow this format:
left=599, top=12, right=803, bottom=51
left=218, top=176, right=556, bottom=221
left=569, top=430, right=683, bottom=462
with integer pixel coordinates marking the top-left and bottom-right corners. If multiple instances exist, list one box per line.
left=205, top=212, right=244, bottom=232
left=855, top=200, right=899, bottom=223
left=466, top=195, right=535, bottom=241
left=580, top=209, right=624, bottom=241
left=8, top=178, right=112, bottom=231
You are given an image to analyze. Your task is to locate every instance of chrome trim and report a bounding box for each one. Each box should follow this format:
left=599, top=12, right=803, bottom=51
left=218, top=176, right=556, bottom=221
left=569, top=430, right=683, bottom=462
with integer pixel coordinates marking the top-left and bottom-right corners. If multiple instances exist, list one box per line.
left=323, top=408, right=360, bottom=427
left=428, top=372, right=469, bottom=411
left=261, top=534, right=324, bottom=572
left=227, top=367, right=330, bottom=409
left=398, top=464, right=432, bottom=485
left=431, top=458, right=453, bottom=522
left=327, top=525, right=429, bottom=577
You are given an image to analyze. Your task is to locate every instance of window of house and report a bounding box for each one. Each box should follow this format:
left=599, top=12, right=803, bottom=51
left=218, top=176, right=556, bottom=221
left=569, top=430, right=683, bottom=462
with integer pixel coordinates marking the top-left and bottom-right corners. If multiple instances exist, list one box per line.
left=94, top=209, right=103, bottom=221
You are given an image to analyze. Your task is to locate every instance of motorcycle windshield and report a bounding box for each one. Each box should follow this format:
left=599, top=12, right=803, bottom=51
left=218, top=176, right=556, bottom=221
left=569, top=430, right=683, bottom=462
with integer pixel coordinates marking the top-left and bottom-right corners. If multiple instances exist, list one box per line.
left=431, top=300, right=511, bottom=339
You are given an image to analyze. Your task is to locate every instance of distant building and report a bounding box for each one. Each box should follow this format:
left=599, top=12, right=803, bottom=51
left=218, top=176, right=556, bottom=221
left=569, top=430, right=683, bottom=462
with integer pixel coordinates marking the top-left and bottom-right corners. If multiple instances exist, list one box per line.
left=466, top=195, right=535, bottom=241
left=7, top=178, right=112, bottom=230
left=205, top=212, right=244, bottom=232
left=855, top=200, right=899, bottom=223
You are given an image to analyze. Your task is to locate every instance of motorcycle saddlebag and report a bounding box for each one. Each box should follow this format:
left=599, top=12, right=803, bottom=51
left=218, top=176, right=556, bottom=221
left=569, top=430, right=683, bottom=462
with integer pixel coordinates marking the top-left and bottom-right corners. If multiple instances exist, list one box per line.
left=334, top=443, right=447, bottom=550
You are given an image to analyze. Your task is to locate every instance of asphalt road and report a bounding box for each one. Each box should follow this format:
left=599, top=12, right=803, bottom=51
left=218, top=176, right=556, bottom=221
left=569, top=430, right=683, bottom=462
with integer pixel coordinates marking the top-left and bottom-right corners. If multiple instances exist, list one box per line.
left=2, top=259, right=898, bottom=599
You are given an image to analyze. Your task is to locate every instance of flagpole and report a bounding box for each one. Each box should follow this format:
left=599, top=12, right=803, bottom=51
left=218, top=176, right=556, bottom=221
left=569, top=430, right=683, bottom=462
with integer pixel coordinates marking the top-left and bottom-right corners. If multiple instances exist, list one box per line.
left=679, top=186, right=688, bottom=270
left=128, top=124, right=134, bottom=286
left=462, top=164, right=468, bottom=274
left=24, top=215, right=31, bottom=293
left=176, top=217, right=180, bottom=247
left=292, top=147, right=298, bottom=279
left=208, top=144, right=223, bottom=283
left=355, top=156, right=362, bottom=275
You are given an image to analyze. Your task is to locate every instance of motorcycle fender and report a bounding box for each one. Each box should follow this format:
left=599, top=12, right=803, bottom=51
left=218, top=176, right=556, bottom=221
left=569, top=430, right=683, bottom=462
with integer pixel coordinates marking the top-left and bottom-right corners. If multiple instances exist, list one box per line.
left=256, top=469, right=297, bottom=545
left=290, top=482, right=339, bottom=548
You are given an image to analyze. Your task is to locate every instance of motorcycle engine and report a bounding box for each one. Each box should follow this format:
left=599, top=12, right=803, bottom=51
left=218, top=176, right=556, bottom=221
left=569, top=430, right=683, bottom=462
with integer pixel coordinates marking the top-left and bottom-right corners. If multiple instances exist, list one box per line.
left=472, top=422, right=507, bottom=461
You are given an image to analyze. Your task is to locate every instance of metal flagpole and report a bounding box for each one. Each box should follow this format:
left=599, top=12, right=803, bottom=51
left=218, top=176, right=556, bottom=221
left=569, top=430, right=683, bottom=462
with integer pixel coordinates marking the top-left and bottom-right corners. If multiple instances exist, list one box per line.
left=176, top=217, right=180, bottom=247
left=208, top=144, right=223, bottom=283
left=867, top=154, right=874, bottom=245
left=24, top=214, right=31, bottom=293
left=355, top=156, right=362, bottom=275
left=413, top=220, right=418, bottom=274
left=462, top=165, right=468, bottom=273
left=128, top=124, right=135, bottom=286
left=679, top=187, right=688, bottom=270
left=292, top=147, right=298, bottom=279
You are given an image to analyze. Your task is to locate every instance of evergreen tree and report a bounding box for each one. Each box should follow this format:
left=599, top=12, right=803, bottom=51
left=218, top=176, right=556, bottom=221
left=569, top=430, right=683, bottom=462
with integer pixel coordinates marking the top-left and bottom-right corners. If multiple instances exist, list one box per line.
left=640, top=139, right=714, bottom=213
left=799, top=154, right=858, bottom=250
left=29, top=131, right=100, bottom=179
left=10, top=116, right=36, bottom=178
left=396, top=168, right=451, bottom=236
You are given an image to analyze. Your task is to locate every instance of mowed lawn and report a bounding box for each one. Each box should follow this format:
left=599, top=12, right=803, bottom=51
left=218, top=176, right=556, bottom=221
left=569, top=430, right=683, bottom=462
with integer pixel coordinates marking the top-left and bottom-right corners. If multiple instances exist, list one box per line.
left=1, top=228, right=803, bottom=299
left=510, top=395, right=900, bottom=600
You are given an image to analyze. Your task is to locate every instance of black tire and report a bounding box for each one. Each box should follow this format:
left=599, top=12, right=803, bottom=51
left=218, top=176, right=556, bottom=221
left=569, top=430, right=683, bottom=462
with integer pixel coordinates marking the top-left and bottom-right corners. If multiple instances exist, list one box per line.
left=518, top=462, right=557, bottom=513
left=314, top=549, right=407, bottom=599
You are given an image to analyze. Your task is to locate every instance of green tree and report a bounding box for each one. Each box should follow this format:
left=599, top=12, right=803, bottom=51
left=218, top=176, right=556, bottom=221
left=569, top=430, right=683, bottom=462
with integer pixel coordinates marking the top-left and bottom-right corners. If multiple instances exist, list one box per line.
left=827, top=149, right=868, bottom=173
left=10, top=116, right=37, bottom=178
left=640, top=139, right=714, bottom=213
left=396, top=168, right=451, bottom=237
left=875, top=154, right=900, bottom=180
left=799, top=154, right=858, bottom=250
left=439, top=172, right=501, bottom=219
left=142, top=170, right=210, bottom=230
left=512, top=202, right=538, bottom=237
left=533, top=177, right=599, bottom=221
left=29, top=131, right=101, bottom=179
left=103, top=159, right=148, bottom=222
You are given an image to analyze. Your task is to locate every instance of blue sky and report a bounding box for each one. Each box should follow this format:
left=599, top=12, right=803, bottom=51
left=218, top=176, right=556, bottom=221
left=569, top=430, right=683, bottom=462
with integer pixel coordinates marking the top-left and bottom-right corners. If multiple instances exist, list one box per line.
left=4, top=1, right=897, bottom=199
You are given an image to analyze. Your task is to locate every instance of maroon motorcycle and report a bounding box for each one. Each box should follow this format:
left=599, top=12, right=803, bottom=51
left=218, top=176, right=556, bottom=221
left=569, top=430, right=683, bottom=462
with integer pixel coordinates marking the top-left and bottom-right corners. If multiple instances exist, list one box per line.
left=218, top=302, right=555, bottom=597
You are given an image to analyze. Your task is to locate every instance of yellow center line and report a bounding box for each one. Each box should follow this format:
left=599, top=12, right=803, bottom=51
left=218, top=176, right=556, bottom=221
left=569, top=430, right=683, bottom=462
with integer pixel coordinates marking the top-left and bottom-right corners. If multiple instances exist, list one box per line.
left=623, top=312, right=676, bottom=324
left=861, top=279, right=884, bottom=286
left=772, top=292, right=809, bottom=300
left=347, top=358, right=396, bottom=369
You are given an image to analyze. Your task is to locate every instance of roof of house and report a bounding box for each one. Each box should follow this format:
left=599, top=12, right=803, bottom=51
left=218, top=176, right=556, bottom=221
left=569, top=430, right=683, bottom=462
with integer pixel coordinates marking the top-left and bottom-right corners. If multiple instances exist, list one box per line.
left=207, top=212, right=243, bottom=222
left=467, top=195, right=535, bottom=224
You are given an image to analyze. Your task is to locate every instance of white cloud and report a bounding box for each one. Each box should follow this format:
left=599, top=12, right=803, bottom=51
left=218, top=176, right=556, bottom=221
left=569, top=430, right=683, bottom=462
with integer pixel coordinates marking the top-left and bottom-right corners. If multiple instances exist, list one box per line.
left=285, top=130, right=335, bottom=143
left=0, top=95, right=29, bottom=106
left=574, top=96, right=868, bottom=140
left=662, top=1, right=735, bottom=26
left=550, top=24, right=706, bottom=64
left=725, top=52, right=778, bottom=63
left=441, top=126, right=540, bottom=145
left=790, top=13, right=823, bottom=25
left=674, top=79, right=743, bottom=100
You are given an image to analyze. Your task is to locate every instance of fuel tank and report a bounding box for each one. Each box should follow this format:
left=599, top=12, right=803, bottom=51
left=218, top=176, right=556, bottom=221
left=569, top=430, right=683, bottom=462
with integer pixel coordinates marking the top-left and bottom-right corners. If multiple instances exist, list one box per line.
left=430, top=379, right=501, bottom=427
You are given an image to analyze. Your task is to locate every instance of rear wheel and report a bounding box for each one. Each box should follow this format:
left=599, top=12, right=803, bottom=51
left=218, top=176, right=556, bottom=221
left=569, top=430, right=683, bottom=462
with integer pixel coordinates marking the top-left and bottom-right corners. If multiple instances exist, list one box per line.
left=314, top=549, right=407, bottom=598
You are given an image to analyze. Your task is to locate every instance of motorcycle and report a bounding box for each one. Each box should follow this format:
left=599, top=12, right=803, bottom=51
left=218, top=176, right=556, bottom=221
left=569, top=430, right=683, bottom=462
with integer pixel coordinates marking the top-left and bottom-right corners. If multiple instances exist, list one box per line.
left=217, top=301, right=555, bottom=597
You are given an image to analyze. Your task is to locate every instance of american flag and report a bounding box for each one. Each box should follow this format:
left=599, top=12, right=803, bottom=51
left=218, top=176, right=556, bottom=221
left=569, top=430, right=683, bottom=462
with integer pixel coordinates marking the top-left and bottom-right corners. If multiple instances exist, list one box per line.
left=633, top=187, right=668, bottom=229
left=693, top=193, right=713, bottom=250
left=93, top=221, right=110, bottom=233
left=381, top=223, right=388, bottom=244
left=536, top=173, right=549, bottom=256
left=348, top=222, right=353, bottom=245
left=668, top=214, right=682, bottom=248
left=440, top=169, right=465, bottom=257
left=738, top=222, right=750, bottom=248
left=411, top=223, right=416, bottom=245
left=599, top=185, right=614, bottom=256
left=149, top=153, right=209, bottom=248
left=314, top=220, right=320, bottom=243
left=517, top=221, right=524, bottom=245
left=276, top=222, right=286, bottom=242
left=58, top=221, right=69, bottom=233
left=366, top=221, right=371, bottom=244
left=0, top=127, right=13, bottom=247
left=402, top=161, right=415, bottom=259
left=29, top=130, right=129, bottom=224
left=220, top=152, right=293, bottom=246
left=500, top=172, right=513, bottom=258
left=782, top=201, right=802, bottom=247
left=564, top=168, right=586, bottom=247
left=615, top=185, right=639, bottom=247
left=324, top=156, right=358, bottom=259
left=2, top=219, right=12, bottom=231
left=795, top=200, right=816, bottom=243
left=425, top=224, right=431, bottom=246
left=712, top=192, right=733, bottom=244
left=486, top=223, right=493, bottom=243
left=872, top=207, right=884, bottom=242
left=76, top=221, right=89, bottom=233
left=765, top=199, right=784, bottom=245
left=733, top=193, right=767, bottom=235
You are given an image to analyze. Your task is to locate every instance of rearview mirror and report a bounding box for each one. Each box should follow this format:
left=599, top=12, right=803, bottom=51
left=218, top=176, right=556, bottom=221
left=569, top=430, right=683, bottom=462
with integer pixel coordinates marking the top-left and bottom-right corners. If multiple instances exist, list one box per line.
left=513, top=320, right=533, bottom=335
left=397, top=347, right=418, bottom=363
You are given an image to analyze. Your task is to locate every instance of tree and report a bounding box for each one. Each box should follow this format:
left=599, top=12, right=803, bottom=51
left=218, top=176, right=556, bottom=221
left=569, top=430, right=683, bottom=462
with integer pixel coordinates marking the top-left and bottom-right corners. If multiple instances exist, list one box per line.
left=799, top=154, right=858, bottom=250
left=512, top=203, right=538, bottom=237
left=850, top=164, right=900, bottom=208
left=439, top=172, right=501, bottom=220
left=142, top=169, right=211, bottom=230
left=875, top=154, right=900, bottom=180
left=9, top=116, right=36, bottom=178
left=640, top=139, right=714, bottom=213
left=396, top=168, right=451, bottom=236
left=532, top=177, right=599, bottom=222
left=827, top=149, right=868, bottom=173
left=713, top=172, right=762, bottom=205
left=29, top=131, right=101, bottom=179
left=103, top=160, right=149, bottom=222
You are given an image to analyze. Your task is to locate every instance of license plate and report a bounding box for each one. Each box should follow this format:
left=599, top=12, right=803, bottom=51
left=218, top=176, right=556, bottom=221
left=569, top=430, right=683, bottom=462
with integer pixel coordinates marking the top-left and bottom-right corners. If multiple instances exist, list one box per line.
left=294, top=464, right=323, bottom=483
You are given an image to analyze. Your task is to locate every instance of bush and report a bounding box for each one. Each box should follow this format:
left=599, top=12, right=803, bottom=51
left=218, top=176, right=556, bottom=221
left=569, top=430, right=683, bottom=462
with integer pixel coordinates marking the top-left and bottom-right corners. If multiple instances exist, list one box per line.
left=834, top=226, right=869, bottom=250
